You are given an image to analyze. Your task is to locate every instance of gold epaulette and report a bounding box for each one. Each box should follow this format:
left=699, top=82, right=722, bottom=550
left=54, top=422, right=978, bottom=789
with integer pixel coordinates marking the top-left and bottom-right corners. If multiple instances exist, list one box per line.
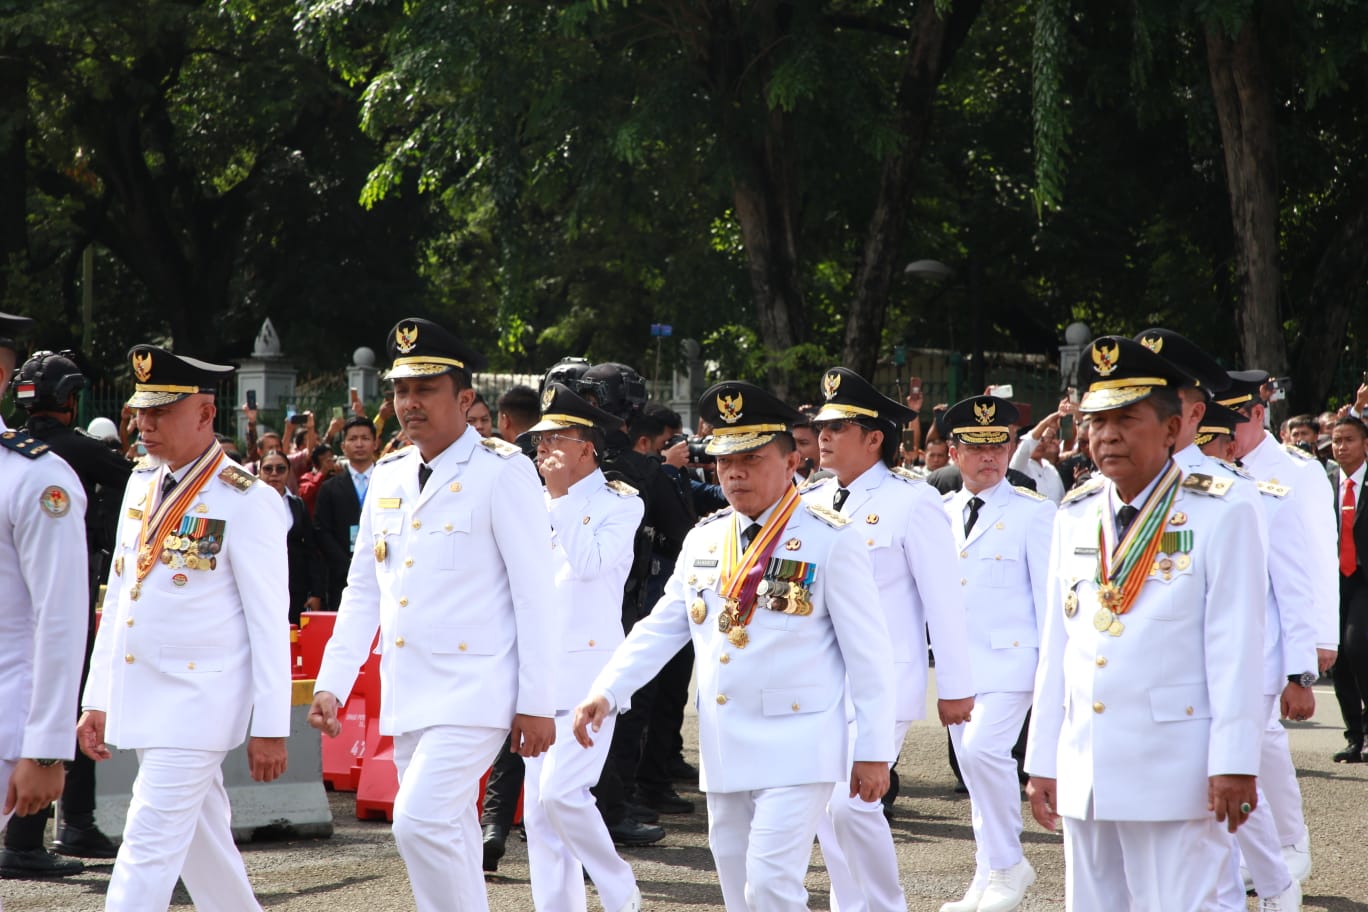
left=1061, top=479, right=1103, bottom=505
left=1283, top=444, right=1316, bottom=461
left=805, top=503, right=850, bottom=528
left=377, top=446, right=412, bottom=465
left=0, top=430, right=50, bottom=460
left=1256, top=480, right=1291, bottom=498
left=1218, top=460, right=1253, bottom=479
left=480, top=437, right=522, bottom=458
left=1012, top=484, right=1047, bottom=501
left=697, top=506, right=734, bottom=526
left=1182, top=473, right=1232, bottom=497
left=890, top=466, right=926, bottom=485
left=797, top=477, right=826, bottom=494
left=218, top=464, right=257, bottom=492
left=606, top=479, right=639, bottom=497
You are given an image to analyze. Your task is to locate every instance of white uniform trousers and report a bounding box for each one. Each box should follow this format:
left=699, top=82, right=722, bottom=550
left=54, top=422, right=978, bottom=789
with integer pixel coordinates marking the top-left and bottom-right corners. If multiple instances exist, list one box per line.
left=524, top=713, right=636, bottom=912
left=1255, top=700, right=1306, bottom=847
left=814, top=719, right=913, bottom=912
left=391, top=724, right=508, bottom=912
left=1227, top=696, right=1294, bottom=902
left=105, top=748, right=260, bottom=912
left=1063, top=814, right=1231, bottom=912
left=948, top=691, right=1033, bottom=874
left=707, top=782, right=831, bottom=911
left=0, top=758, right=12, bottom=912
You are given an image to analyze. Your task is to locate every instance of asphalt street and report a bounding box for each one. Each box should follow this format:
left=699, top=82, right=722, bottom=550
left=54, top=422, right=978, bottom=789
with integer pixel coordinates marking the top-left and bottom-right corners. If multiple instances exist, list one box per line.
left=5, top=679, right=1366, bottom=911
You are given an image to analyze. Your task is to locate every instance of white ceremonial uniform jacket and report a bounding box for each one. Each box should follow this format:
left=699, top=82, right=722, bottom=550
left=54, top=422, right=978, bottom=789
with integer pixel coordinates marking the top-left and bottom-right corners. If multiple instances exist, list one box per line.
left=85, top=454, right=292, bottom=751
left=1239, top=431, right=1339, bottom=651
left=546, top=469, right=643, bottom=713
left=1008, top=432, right=1066, bottom=503
left=944, top=480, right=1055, bottom=695
left=0, top=419, right=88, bottom=762
left=1025, top=468, right=1266, bottom=821
left=591, top=501, right=895, bottom=793
left=315, top=429, right=558, bottom=732
left=803, top=463, right=974, bottom=718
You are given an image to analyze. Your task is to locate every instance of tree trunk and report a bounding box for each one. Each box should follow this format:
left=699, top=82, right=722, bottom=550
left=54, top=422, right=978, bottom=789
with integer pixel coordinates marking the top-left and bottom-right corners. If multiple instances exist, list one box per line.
left=842, top=0, right=982, bottom=378
left=1204, top=19, right=1288, bottom=380
left=1292, top=188, right=1368, bottom=412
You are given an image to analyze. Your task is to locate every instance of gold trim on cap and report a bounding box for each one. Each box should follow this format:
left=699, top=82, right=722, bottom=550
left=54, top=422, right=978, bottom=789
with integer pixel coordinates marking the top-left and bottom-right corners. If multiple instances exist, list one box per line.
left=813, top=403, right=879, bottom=421
left=1193, top=431, right=1216, bottom=446
left=539, top=413, right=595, bottom=428
left=1087, top=376, right=1169, bottom=392
left=1196, top=425, right=1233, bottom=437
left=1079, top=385, right=1156, bottom=412
left=1215, top=393, right=1254, bottom=407
left=711, top=423, right=789, bottom=436
left=952, top=424, right=1011, bottom=437
left=133, top=383, right=201, bottom=394
left=704, top=430, right=783, bottom=456
left=953, top=429, right=1011, bottom=446
left=391, top=355, right=465, bottom=370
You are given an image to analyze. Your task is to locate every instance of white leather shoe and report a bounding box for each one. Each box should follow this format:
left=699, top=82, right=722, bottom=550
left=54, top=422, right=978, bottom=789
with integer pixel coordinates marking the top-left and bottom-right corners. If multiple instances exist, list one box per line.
left=1282, top=832, right=1312, bottom=883
left=1258, top=878, right=1301, bottom=911
left=977, top=858, right=1035, bottom=912
left=615, top=886, right=642, bottom=912
left=939, top=873, right=988, bottom=912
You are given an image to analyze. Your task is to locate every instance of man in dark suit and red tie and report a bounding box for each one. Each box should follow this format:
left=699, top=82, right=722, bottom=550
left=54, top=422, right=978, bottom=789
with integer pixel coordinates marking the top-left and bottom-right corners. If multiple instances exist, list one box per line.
left=1329, top=416, right=1368, bottom=762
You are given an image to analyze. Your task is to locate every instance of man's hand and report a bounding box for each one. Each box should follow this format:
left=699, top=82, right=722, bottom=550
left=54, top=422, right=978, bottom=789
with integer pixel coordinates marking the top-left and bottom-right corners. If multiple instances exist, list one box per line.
left=538, top=450, right=573, bottom=498
left=510, top=714, right=555, bottom=757
left=304, top=596, right=324, bottom=612
left=1318, top=647, right=1337, bottom=675
left=572, top=696, right=612, bottom=748
left=905, top=377, right=924, bottom=414
left=242, top=403, right=259, bottom=425
left=662, top=438, right=689, bottom=469
left=1355, top=382, right=1368, bottom=413
left=1208, top=774, right=1257, bottom=833
left=350, top=389, right=367, bottom=418
left=3, top=759, right=65, bottom=817
left=77, top=710, right=112, bottom=762
left=378, top=398, right=396, bottom=422
left=1280, top=681, right=1315, bottom=722
left=849, top=761, right=890, bottom=803
left=937, top=696, right=974, bottom=726
left=248, top=737, right=288, bottom=782
left=307, top=691, right=342, bottom=737
left=1026, top=776, right=1059, bottom=831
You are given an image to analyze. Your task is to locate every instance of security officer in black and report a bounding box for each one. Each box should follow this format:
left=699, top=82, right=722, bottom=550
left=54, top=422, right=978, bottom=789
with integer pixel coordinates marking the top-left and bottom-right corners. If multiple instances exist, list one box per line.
left=0, top=350, right=131, bottom=876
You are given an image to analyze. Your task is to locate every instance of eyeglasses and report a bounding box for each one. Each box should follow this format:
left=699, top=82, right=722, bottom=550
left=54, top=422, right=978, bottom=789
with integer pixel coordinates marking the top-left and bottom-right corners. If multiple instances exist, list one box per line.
left=815, top=419, right=871, bottom=435
left=530, top=432, right=590, bottom=448
left=260, top=464, right=289, bottom=474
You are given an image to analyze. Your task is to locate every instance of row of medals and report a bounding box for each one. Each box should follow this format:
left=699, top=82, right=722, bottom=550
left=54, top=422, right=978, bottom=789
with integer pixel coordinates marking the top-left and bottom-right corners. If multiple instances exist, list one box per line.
left=689, top=579, right=813, bottom=649
left=157, top=534, right=219, bottom=571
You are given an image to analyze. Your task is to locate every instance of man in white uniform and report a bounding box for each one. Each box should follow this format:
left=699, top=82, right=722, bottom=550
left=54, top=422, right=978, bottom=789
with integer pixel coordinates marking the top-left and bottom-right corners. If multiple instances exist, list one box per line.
left=309, top=318, right=557, bottom=912
left=800, top=367, right=975, bottom=912
left=1025, top=336, right=1266, bottom=911
left=938, top=395, right=1055, bottom=912
left=0, top=312, right=88, bottom=910
left=574, top=381, right=896, bottom=912
left=79, top=345, right=292, bottom=911
left=524, top=382, right=644, bottom=912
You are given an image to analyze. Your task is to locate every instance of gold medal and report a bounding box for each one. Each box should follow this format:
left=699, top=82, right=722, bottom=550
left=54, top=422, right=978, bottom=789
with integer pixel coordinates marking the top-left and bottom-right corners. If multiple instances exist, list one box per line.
left=689, top=598, right=707, bottom=624
left=772, top=596, right=790, bottom=614
left=1064, top=591, right=1078, bottom=617
left=163, top=534, right=177, bottom=550
left=717, top=611, right=732, bottom=633
left=184, top=554, right=200, bottom=571
left=727, top=625, right=749, bottom=648
left=1158, top=557, right=1173, bottom=572
left=1175, top=554, right=1191, bottom=570
left=1108, top=619, right=1125, bottom=637
left=784, top=538, right=801, bottom=551
left=160, top=551, right=173, bottom=566
left=1169, top=511, right=1187, bottom=526
left=1093, top=608, right=1114, bottom=632
left=374, top=539, right=387, bottom=562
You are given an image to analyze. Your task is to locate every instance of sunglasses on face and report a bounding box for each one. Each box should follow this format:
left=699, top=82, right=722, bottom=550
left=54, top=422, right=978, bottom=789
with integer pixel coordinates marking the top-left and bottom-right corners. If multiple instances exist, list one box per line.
left=530, top=432, right=589, bottom=448
left=260, top=464, right=289, bottom=474
left=816, top=419, right=872, bottom=435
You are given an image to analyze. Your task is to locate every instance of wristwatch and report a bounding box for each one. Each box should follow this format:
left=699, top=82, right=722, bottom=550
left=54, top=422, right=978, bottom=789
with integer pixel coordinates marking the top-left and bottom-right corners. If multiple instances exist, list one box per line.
left=28, top=758, right=63, bottom=768
left=1288, top=671, right=1317, bottom=689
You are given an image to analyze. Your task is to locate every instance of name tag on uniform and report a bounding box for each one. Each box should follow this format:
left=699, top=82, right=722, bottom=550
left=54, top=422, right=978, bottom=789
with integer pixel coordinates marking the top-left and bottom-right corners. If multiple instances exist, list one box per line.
left=693, top=558, right=719, bottom=568
left=1074, top=546, right=1099, bottom=556
left=127, top=507, right=143, bottom=520
left=377, top=497, right=403, bottom=510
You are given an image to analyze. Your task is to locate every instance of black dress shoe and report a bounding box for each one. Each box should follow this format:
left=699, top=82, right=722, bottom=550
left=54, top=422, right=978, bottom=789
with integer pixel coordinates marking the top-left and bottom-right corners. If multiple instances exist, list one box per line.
left=669, top=757, right=699, bottom=783
left=637, top=788, right=695, bottom=814
left=53, top=823, right=118, bottom=859
left=0, top=848, right=84, bottom=878
left=481, top=824, right=507, bottom=872
left=627, top=802, right=660, bottom=824
left=1332, top=741, right=1365, bottom=763
left=606, top=818, right=666, bottom=847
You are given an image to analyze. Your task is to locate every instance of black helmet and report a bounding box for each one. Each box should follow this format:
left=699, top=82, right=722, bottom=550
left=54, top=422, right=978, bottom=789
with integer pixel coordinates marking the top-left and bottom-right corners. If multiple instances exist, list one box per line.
left=15, top=350, right=86, bottom=412
left=540, top=357, right=592, bottom=396
left=580, top=362, right=647, bottom=421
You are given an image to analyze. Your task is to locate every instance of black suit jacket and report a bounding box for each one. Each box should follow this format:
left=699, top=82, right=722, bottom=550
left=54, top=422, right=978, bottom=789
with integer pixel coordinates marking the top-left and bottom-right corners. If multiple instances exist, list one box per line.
left=314, top=470, right=364, bottom=604
left=284, top=494, right=326, bottom=623
left=1328, top=464, right=1368, bottom=583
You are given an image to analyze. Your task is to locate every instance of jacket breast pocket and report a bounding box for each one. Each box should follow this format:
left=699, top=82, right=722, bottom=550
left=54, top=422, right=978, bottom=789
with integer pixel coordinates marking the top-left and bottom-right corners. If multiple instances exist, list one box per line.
left=428, top=510, right=473, bottom=570
left=158, top=645, right=224, bottom=675
left=989, top=629, right=1039, bottom=651
left=430, top=625, right=497, bottom=656
left=1149, top=683, right=1211, bottom=722
left=761, top=685, right=829, bottom=717
left=979, top=552, right=1019, bottom=588
left=750, top=609, right=793, bottom=632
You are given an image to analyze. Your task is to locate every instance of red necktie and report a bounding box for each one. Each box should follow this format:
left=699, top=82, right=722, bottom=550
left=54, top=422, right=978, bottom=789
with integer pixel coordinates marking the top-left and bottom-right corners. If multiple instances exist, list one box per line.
left=1342, top=478, right=1358, bottom=577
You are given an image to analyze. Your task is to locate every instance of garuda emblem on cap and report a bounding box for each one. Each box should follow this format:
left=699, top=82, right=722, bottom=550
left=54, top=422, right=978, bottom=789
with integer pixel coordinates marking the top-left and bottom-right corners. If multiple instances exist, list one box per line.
left=974, top=401, right=996, bottom=425
left=822, top=371, right=841, bottom=400
left=1092, top=341, right=1120, bottom=377
left=541, top=387, right=555, bottom=410
left=132, top=351, right=153, bottom=383
left=717, top=392, right=744, bottom=424
left=1139, top=335, right=1163, bottom=354
left=394, top=323, right=419, bottom=354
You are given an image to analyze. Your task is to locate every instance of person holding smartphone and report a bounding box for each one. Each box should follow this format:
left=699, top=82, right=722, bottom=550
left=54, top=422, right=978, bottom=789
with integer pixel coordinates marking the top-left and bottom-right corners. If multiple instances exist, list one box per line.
left=1009, top=397, right=1071, bottom=504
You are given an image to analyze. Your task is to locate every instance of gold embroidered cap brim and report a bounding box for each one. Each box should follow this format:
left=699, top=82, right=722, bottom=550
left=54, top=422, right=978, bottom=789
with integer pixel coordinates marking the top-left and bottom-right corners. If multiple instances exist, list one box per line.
left=1080, top=384, right=1159, bottom=413
left=705, top=430, right=783, bottom=456
left=527, top=413, right=597, bottom=433
left=1193, top=431, right=1216, bottom=446
left=952, top=426, right=1010, bottom=445
left=812, top=402, right=880, bottom=422
left=383, top=360, right=460, bottom=380
left=127, top=386, right=199, bottom=408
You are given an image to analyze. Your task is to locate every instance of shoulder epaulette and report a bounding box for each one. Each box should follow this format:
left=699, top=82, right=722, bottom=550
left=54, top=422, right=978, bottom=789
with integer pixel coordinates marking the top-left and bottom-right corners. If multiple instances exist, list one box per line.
left=218, top=464, right=257, bottom=492
left=0, top=430, right=50, bottom=460
left=797, top=477, right=826, bottom=494
left=132, top=457, right=158, bottom=472
left=1012, top=484, right=1048, bottom=501
left=1218, top=460, right=1253, bottom=479
left=890, top=466, right=926, bottom=485
left=1283, top=444, right=1315, bottom=461
left=1256, top=480, right=1291, bottom=498
left=480, top=437, right=521, bottom=458
left=1061, top=479, right=1103, bottom=505
left=805, top=502, right=851, bottom=528
left=377, top=446, right=412, bottom=465
left=1182, top=473, right=1232, bottom=497
left=605, top=479, right=639, bottom=497
left=697, top=506, right=734, bottom=526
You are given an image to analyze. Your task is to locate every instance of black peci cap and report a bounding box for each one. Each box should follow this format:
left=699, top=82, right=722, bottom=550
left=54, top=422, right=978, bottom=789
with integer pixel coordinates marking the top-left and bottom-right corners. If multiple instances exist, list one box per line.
left=698, top=381, right=803, bottom=456
left=126, top=345, right=234, bottom=408
left=1134, top=328, right=1231, bottom=395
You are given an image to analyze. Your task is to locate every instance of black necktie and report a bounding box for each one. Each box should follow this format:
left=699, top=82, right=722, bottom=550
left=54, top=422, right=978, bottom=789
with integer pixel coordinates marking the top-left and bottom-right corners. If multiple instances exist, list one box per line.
left=418, top=463, right=432, bottom=492
left=741, top=522, right=762, bottom=551
left=964, top=496, right=984, bottom=536
left=832, top=487, right=850, bottom=512
left=160, top=472, right=177, bottom=505
left=1116, top=505, right=1139, bottom=537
